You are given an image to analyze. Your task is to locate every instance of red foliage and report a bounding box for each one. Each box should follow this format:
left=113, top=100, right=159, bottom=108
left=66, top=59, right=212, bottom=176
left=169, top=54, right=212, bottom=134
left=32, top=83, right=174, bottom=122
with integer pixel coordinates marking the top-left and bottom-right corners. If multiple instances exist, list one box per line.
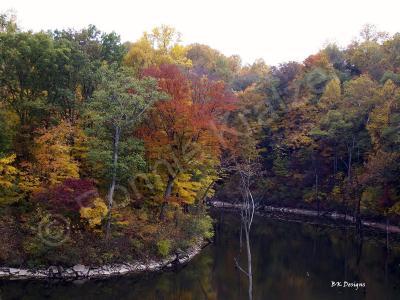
left=303, top=53, right=325, bottom=69
left=35, top=179, right=99, bottom=212
left=142, top=64, right=191, bottom=101
left=138, top=65, right=236, bottom=173
left=139, top=64, right=238, bottom=163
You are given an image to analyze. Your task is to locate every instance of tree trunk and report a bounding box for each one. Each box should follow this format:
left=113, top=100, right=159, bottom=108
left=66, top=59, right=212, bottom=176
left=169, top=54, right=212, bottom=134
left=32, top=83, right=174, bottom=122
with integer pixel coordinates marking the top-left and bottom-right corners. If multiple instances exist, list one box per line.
left=333, top=144, right=338, bottom=176
left=347, top=136, right=355, bottom=180
left=355, top=193, right=362, bottom=235
left=245, top=225, right=253, bottom=300
left=106, top=125, right=120, bottom=239
left=347, top=146, right=352, bottom=180
left=315, top=173, right=319, bottom=217
left=200, top=180, right=215, bottom=207
left=160, top=175, right=174, bottom=221
left=386, top=216, right=389, bottom=251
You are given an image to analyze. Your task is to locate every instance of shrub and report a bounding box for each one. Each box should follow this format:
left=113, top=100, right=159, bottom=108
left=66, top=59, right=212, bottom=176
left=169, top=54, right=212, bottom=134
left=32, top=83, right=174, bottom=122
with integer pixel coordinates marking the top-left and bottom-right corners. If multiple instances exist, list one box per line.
left=35, top=179, right=98, bottom=213
left=157, top=239, right=171, bottom=257
left=80, top=198, right=108, bottom=228
left=198, top=215, right=214, bottom=239
left=183, top=214, right=214, bottom=241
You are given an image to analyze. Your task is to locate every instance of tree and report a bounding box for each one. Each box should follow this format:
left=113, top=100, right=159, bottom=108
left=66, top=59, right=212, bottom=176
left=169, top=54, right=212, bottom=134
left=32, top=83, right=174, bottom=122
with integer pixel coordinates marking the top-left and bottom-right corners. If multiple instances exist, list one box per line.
left=139, top=64, right=236, bottom=219
left=86, top=65, right=163, bottom=236
left=319, top=77, right=341, bottom=110
left=0, top=11, right=17, bottom=33
left=230, top=116, right=261, bottom=300
left=187, top=43, right=241, bottom=83
left=0, top=154, right=20, bottom=205
left=32, top=121, right=80, bottom=186
left=0, top=31, right=55, bottom=160
left=35, top=178, right=99, bottom=214
left=124, top=25, right=191, bottom=73
left=0, top=103, right=18, bottom=155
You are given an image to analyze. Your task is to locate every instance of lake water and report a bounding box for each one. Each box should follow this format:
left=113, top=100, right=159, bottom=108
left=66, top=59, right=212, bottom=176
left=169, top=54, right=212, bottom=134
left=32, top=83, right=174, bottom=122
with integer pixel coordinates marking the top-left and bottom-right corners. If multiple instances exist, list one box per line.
left=1, top=210, right=400, bottom=300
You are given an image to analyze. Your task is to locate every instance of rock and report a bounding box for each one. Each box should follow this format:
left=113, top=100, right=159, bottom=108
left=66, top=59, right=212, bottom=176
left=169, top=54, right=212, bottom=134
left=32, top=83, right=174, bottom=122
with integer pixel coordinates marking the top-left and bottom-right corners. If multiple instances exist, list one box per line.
left=9, top=268, right=19, bottom=275
left=33, top=270, right=48, bottom=278
left=73, top=264, right=86, bottom=272
left=88, top=268, right=102, bottom=277
left=64, top=268, right=75, bottom=274
left=18, top=269, right=30, bottom=277
left=135, top=264, right=146, bottom=271
left=0, top=268, right=10, bottom=277
left=150, top=262, right=162, bottom=270
left=178, top=258, right=186, bottom=264
left=175, top=248, right=185, bottom=259
left=118, top=267, right=129, bottom=274
left=0, top=238, right=207, bottom=280
left=48, top=266, right=59, bottom=275
left=72, top=264, right=89, bottom=277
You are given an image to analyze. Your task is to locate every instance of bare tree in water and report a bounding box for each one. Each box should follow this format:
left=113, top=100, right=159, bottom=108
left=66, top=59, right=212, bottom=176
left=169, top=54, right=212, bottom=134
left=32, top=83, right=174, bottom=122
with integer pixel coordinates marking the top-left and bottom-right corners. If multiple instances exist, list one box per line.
left=231, top=132, right=260, bottom=300
left=234, top=159, right=257, bottom=300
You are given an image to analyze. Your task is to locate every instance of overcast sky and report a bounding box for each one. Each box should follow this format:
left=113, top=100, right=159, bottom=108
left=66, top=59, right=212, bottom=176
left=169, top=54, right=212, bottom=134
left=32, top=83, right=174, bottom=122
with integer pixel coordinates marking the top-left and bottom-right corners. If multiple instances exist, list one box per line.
left=1, top=0, right=399, bottom=65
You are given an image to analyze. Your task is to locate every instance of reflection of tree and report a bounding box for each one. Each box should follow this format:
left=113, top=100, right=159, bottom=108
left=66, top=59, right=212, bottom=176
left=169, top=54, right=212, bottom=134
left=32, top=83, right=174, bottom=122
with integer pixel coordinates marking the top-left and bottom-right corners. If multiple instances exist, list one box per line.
left=233, top=156, right=258, bottom=300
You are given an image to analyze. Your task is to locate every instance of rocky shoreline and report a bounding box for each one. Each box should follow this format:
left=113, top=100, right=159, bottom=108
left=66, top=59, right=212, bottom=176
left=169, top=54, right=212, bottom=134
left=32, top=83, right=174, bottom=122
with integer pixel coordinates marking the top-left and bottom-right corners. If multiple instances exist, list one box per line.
left=0, top=239, right=207, bottom=281
left=210, top=201, right=400, bottom=234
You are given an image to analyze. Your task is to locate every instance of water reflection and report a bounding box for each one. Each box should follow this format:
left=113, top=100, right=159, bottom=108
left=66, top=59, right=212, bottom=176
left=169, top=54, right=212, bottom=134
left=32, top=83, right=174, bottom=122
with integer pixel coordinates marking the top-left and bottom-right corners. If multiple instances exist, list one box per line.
left=1, top=211, right=400, bottom=300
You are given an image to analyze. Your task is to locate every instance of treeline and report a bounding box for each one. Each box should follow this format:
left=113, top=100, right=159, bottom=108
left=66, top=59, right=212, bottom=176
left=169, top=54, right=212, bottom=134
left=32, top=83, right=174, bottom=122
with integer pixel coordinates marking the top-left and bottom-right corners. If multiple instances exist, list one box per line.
left=0, top=12, right=399, bottom=265
left=218, top=25, right=400, bottom=225
left=0, top=14, right=241, bottom=265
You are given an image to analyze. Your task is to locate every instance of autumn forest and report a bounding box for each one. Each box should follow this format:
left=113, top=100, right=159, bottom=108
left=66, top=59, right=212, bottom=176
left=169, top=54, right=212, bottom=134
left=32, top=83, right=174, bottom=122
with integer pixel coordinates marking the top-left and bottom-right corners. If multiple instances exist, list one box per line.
left=1, top=11, right=400, bottom=271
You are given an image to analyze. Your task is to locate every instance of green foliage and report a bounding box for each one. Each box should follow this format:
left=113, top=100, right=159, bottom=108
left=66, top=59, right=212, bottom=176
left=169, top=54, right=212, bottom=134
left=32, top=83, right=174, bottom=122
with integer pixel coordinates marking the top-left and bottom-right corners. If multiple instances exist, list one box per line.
left=85, top=64, right=164, bottom=186
left=156, top=239, right=171, bottom=257
left=183, top=214, right=214, bottom=241
left=2, top=17, right=400, bottom=269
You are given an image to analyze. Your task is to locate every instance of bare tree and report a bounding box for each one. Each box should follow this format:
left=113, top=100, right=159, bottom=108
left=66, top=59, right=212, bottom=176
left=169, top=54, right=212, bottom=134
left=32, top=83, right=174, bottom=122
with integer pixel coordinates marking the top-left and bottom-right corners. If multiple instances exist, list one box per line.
left=234, top=158, right=256, bottom=300
left=231, top=136, right=260, bottom=300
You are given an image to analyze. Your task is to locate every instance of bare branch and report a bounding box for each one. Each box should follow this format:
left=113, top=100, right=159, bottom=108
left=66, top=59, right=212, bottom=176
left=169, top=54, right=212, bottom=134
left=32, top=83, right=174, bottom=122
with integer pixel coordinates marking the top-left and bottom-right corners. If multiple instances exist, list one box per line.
left=234, top=257, right=249, bottom=276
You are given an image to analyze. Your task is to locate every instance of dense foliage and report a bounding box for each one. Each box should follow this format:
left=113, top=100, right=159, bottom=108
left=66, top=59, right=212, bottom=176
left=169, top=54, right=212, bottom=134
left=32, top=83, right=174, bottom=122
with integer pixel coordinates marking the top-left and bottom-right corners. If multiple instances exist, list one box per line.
left=217, top=25, right=400, bottom=226
left=0, top=13, right=399, bottom=266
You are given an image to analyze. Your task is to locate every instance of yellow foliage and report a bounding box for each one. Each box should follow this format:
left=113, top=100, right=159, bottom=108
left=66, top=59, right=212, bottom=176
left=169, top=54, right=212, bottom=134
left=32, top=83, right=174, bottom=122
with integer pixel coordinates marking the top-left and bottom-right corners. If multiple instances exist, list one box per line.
left=0, top=154, right=18, bottom=189
left=169, top=44, right=192, bottom=67
left=33, top=121, right=79, bottom=186
left=173, top=173, right=202, bottom=204
left=0, top=154, right=22, bottom=205
left=18, top=169, right=41, bottom=194
left=389, top=202, right=400, bottom=215
left=320, top=77, right=341, bottom=110
left=79, top=198, right=108, bottom=228
left=195, top=173, right=218, bottom=202
left=124, top=37, right=156, bottom=72
left=123, top=26, right=191, bottom=72
left=367, top=80, right=400, bottom=150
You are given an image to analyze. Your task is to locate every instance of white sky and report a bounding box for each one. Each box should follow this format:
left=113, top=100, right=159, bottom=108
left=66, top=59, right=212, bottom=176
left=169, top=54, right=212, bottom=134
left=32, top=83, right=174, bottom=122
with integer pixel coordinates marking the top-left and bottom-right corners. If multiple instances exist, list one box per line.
left=1, top=0, right=399, bottom=65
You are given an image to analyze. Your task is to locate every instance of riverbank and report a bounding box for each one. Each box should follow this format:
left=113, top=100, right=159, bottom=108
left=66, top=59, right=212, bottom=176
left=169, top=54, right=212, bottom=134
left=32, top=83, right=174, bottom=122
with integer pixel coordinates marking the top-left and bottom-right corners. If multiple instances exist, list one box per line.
left=0, top=238, right=208, bottom=281
left=210, top=201, right=400, bottom=234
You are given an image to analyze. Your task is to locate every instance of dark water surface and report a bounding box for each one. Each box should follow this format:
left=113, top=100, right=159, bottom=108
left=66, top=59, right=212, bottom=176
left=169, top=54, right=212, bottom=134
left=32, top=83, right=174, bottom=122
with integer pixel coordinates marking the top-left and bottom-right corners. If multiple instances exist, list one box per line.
left=1, top=211, right=400, bottom=300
